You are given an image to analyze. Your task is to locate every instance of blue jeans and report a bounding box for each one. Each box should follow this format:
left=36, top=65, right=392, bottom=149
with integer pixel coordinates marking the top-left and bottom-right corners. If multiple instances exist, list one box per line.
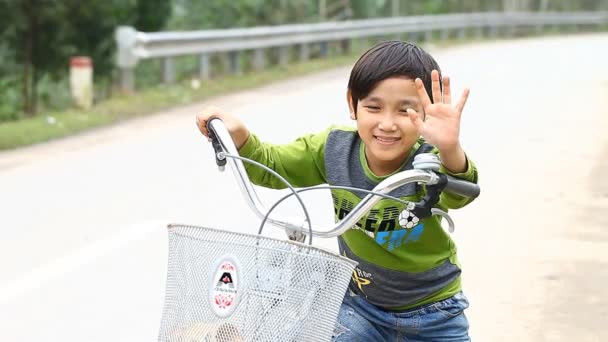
left=331, top=291, right=470, bottom=342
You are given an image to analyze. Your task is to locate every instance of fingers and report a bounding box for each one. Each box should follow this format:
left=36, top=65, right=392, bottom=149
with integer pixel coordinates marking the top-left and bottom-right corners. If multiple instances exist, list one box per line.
left=416, top=70, right=443, bottom=107
left=406, top=108, right=424, bottom=132
left=415, top=78, right=432, bottom=108
left=455, top=88, right=470, bottom=117
left=442, top=76, right=451, bottom=105
left=431, top=70, right=442, bottom=104
left=196, top=105, right=221, bottom=138
left=195, top=115, right=209, bottom=137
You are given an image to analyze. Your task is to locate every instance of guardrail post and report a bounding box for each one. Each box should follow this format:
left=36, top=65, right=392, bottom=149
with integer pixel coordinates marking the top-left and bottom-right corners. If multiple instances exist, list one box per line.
left=424, top=30, right=433, bottom=42
left=475, top=26, right=484, bottom=40
left=198, top=54, right=210, bottom=80
left=279, top=46, right=289, bottom=66
left=161, top=57, right=175, bottom=84
left=120, top=69, right=135, bottom=93
left=300, top=43, right=310, bottom=62
left=253, top=49, right=266, bottom=71
left=569, top=20, right=578, bottom=33
left=507, top=24, right=516, bottom=37
left=408, top=32, right=419, bottom=43
left=339, top=39, right=351, bottom=55
left=440, top=29, right=449, bottom=41
left=228, top=51, right=241, bottom=75
left=489, top=25, right=499, bottom=38
left=115, top=26, right=139, bottom=92
left=319, top=42, right=329, bottom=58
left=535, top=22, right=544, bottom=35
left=457, top=28, right=466, bottom=41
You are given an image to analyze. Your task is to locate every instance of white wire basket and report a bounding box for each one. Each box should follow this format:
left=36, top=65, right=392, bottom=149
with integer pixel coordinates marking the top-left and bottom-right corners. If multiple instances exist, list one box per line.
left=158, top=224, right=358, bottom=342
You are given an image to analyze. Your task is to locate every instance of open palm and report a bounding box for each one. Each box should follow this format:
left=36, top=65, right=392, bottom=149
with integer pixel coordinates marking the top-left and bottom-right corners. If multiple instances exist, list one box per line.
left=406, top=70, right=470, bottom=152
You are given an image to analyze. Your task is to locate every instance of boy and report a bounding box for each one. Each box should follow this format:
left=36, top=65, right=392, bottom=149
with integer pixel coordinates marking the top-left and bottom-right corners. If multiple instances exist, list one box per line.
left=196, top=41, right=478, bottom=341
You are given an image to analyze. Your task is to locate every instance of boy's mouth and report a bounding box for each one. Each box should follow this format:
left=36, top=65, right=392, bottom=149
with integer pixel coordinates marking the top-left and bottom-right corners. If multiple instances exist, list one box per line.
left=374, top=135, right=401, bottom=145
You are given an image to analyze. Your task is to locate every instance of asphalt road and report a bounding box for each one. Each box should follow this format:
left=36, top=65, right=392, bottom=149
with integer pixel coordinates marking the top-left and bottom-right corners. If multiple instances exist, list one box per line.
left=1, top=33, right=607, bottom=341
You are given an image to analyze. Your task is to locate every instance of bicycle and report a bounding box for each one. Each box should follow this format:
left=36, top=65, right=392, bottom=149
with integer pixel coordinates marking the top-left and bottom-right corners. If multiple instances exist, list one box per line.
left=157, top=118, right=480, bottom=342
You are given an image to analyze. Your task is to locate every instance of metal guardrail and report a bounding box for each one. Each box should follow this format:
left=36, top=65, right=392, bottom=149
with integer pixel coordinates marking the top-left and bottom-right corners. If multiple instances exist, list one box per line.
left=115, top=11, right=608, bottom=91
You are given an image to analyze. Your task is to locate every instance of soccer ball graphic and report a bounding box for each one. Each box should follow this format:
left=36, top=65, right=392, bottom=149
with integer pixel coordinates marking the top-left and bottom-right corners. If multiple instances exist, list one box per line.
left=398, top=209, right=419, bottom=229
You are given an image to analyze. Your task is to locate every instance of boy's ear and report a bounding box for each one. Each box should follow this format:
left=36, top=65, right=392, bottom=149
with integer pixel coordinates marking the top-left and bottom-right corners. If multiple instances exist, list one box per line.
left=346, top=90, right=356, bottom=120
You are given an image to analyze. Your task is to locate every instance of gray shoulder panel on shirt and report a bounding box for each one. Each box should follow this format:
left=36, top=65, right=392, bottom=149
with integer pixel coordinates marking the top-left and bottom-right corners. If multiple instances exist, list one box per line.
left=324, top=129, right=420, bottom=198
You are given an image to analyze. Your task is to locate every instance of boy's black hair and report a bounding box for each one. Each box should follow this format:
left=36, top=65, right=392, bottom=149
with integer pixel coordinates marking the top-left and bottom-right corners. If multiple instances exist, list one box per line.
left=348, top=40, right=441, bottom=114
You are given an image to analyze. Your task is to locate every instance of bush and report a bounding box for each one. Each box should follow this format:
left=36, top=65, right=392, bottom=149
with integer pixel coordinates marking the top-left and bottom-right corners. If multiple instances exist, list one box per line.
left=0, top=77, right=22, bottom=123
left=37, top=74, right=72, bottom=112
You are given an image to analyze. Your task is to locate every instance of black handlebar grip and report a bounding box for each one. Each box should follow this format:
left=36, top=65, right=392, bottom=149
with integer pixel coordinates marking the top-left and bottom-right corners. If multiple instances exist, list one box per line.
left=206, top=117, right=227, bottom=168
left=443, top=175, right=480, bottom=199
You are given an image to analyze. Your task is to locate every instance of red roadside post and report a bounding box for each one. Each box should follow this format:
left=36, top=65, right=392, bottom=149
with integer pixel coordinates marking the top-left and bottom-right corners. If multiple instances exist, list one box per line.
left=69, top=56, right=93, bottom=109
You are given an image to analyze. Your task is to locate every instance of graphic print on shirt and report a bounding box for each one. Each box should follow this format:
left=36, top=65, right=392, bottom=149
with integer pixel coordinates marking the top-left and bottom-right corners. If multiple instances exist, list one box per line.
left=351, top=267, right=373, bottom=292
left=398, top=205, right=420, bottom=229
left=333, top=195, right=425, bottom=251
left=342, top=249, right=374, bottom=293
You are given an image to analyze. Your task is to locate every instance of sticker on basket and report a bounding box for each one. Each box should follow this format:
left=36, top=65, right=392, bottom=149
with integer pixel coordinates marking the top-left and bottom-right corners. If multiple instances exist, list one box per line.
left=209, top=255, right=241, bottom=318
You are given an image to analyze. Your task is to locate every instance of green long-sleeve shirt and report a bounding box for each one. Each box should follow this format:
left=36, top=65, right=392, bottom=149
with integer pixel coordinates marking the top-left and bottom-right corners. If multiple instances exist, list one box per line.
left=239, top=126, right=478, bottom=310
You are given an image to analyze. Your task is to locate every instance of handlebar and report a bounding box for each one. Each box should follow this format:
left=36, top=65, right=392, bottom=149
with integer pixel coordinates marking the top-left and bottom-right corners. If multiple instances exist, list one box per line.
left=206, top=118, right=479, bottom=238
left=410, top=153, right=480, bottom=199
left=207, top=120, right=227, bottom=170
left=443, top=175, right=480, bottom=199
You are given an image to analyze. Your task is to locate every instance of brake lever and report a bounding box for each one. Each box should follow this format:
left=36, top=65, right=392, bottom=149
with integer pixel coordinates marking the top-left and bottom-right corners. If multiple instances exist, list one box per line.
left=207, top=118, right=227, bottom=171
left=430, top=208, right=455, bottom=233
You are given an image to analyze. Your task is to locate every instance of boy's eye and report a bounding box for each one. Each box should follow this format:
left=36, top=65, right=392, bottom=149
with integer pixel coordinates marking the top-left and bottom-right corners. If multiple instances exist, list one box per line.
left=364, top=106, right=380, bottom=111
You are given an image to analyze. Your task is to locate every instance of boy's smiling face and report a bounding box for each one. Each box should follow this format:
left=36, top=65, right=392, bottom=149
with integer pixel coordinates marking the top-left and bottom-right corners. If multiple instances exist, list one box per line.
left=348, top=77, right=423, bottom=176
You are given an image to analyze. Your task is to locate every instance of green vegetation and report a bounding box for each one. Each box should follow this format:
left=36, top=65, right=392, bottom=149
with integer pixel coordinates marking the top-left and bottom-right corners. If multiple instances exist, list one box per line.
left=0, top=0, right=171, bottom=118
left=0, top=51, right=361, bottom=150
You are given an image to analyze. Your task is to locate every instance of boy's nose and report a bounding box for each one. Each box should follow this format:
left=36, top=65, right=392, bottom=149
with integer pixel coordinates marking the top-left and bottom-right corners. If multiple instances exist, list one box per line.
left=378, top=113, right=397, bottom=131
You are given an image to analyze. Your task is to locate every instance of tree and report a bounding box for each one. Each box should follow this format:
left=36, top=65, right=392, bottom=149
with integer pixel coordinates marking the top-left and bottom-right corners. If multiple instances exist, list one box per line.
left=134, top=0, right=173, bottom=31
left=0, top=0, right=171, bottom=116
left=168, top=0, right=318, bottom=30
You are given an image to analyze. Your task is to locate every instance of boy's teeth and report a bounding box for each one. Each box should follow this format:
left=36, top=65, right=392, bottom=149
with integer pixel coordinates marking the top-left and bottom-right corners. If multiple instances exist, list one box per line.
left=376, top=136, right=398, bottom=142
